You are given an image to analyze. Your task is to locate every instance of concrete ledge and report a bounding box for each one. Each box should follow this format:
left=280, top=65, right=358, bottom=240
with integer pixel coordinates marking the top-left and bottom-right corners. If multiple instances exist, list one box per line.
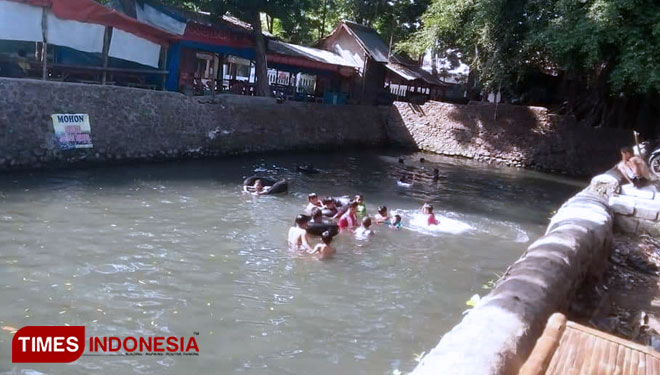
left=410, top=175, right=616, bottom=375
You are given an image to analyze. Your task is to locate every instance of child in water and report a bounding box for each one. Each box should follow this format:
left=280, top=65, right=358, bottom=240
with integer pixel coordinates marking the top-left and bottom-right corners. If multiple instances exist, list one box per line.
left=305, top=193, right=322, bottom=215
left=338, top=201, right=359, bottom=229
left=355, top=217, right=374, bottom=239
left=390, top=214, right=403, bottom=229
left=422, top=203, right=439, bottom=226
left=288, top=214, right=313, bottom=252
left=244, top=179, right=271, bottom=195
left=310, top=231, right=336, bottom=260
left=354, top=194, right=367, bottom=217
left=374, top=206, right=391, bottom=224
left=321, top=197, right=338, bottom=217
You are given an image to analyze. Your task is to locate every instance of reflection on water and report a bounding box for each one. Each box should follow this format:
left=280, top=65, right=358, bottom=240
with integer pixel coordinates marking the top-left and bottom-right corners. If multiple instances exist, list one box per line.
left=0, top=151, right=583, bottom=375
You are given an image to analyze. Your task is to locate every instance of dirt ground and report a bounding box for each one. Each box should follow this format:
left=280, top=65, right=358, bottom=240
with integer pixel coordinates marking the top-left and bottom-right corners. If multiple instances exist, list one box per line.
left=568, top=234, right=660, bottom=349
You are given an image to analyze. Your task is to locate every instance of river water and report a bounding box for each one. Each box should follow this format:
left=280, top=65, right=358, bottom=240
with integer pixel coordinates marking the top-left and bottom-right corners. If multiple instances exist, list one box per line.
left=0, top=151, right=583, bottom=375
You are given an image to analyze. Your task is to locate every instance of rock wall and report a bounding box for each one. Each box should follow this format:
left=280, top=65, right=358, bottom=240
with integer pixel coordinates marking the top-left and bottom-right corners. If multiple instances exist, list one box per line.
left=410, top=174, right=617, bottom=375
left=387, top=101, right=632, bottom=176
left=0, top=78, right=389, bottom=170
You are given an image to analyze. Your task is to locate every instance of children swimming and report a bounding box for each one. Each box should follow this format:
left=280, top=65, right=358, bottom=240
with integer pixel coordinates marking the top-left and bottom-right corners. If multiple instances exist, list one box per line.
left=310, top=231, right=336, bottom=260
left=243, top=179, right=271, bottom=195
left=338, top=201, right=359, bottom=229
left=374, top=206, right=391, bottom=224
left=321, top=196, right=338, bottom=217
left=304, top=193, right=322, bottom=215
left=354, top=194, right=367, bottom=217
left=390, top=214, right=403, bottom=229
left=422, top=203, right=439, bottom=226
left=355, top=217, right=374, bottom=239
left=288, top=214, right=313, bottom=252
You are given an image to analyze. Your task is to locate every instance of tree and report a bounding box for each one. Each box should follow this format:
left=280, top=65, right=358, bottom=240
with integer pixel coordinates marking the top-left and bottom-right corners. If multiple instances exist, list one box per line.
left=401, top=0, right=660, bottom=132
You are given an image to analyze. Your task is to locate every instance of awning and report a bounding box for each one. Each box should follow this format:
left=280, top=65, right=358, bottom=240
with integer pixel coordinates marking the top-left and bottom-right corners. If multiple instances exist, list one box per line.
left=6, top=0, right=178, bottom=45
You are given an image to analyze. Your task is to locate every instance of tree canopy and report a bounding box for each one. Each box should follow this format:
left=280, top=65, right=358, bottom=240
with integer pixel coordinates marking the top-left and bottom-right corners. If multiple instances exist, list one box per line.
left=402, top=0, right=660, bottom=98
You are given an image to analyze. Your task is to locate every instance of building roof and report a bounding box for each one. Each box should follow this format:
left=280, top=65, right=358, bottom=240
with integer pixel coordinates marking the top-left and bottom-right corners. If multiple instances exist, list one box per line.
left=268, top=40, right=360, bottom=69
left=342, top=21, right=391, bottom=63
left=385, top=63, right=446, bottom=86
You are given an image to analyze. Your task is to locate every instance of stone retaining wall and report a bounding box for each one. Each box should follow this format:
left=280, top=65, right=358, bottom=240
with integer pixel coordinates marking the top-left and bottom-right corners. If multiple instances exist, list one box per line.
left=0, top=78, right=389, bottom=170
left=386, top=101, right=632, bottom=176
left=410, top=174, right=617, bottom=375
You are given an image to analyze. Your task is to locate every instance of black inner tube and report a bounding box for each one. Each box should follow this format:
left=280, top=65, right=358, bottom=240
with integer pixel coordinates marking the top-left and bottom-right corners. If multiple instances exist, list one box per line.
left=243, top=176, right=288, bottom=195
left=306, top=222, right=339, bottom=237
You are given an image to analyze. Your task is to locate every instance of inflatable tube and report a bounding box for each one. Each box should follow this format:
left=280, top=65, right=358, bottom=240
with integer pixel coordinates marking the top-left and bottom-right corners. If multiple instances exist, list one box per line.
left=322, top=208, right=337, bottom=217
left=306, top=222, right=339, bottom=237
left=243, top=176, right=288, bottom=195
left=297, top=165, right=320, bottom=174
left=333, top=196, right=351, bottom=206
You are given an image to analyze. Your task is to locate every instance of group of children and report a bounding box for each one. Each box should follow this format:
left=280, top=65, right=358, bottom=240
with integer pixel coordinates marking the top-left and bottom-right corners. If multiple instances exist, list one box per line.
left=287, top=192, right=439, bottom=260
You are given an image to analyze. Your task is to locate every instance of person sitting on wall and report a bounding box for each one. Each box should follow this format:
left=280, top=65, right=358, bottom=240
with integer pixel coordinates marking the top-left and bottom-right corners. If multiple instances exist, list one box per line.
left=617, top=146, right=652, bottom=188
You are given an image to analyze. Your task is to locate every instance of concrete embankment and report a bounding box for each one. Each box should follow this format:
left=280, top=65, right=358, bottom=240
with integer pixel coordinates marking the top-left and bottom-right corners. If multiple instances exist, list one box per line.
left=410, top=174, right=618, bottom=375
left=386, top=101, right=632, bottom=176
left=0, top=78, right=389, bottom=170
left=0, top=78, right=635, bottom=176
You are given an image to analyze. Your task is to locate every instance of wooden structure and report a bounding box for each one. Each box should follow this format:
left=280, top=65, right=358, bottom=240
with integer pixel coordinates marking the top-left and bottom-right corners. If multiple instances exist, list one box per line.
left=318, top=21, right=444, bottom=105
left=519, top=313, right=660, bottom=375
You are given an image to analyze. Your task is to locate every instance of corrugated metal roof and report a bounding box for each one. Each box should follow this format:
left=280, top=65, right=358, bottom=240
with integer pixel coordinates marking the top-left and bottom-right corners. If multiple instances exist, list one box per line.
left=268, top=40, right=360, bottom=68
left=386, top=63, right=446, bottom=86
left=343, top=21, right=391, bottom=63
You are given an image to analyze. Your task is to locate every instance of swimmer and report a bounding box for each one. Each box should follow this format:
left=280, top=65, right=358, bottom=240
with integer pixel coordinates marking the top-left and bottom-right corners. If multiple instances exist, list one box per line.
left=305, top=193, right=322, bottom=215
left=398, top=175, right=413, bottom=187
left=243, top=179, right=271, bottom=195
left=390, top=214, right=403, bottom=229
left=398, top=158, right=405, bottom=164
left=422, top=203, right=439, bottom=226
left=321, top=197, right=338, bottom=217
left=355, top=217, right=374, bottom=238
left=338, top=201, right=359, bottom=229
left=354, top=194, right=367, bottom=217
left=432, top=168, right=440, bottom=182
left=310, top=208, right=324, bottom=224
left=310, top=231, right=336, bottom=260
left=420, top=157, right=426, bottom=163
left=288, top=214, right=313, bottom=252
left=374, top=206, right=391, bottom=224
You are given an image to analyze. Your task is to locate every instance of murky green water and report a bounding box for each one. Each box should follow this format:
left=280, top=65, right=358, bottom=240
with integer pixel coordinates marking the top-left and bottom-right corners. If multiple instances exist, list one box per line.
left=0, top=151, right=583, bottom=375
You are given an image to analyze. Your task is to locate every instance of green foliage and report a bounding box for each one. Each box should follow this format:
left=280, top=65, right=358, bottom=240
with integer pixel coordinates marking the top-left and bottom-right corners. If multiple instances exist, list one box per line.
left=404, top=0, right=660, bottom=96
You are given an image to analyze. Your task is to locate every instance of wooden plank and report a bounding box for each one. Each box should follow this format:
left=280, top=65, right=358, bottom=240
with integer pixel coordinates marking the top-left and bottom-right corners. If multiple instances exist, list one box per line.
left=519, top=313, right=567, bottom=375
left=565, top=332, right=581, bottom=375
left=547, top=329, right=573, bottom=375
left=101, top=26, right=112, bottom=85
left=567, top=321, right=660, bottom=358
left=649, top=354, right=659, bottom=375
left=556, top=328, right=576, bottom=375
left=41, top=7, right=48, bottom=80
left=605, top=340, right=620, bottom=374
left=623, top=347, right=633, bottom=375
left=638, top=351, right=647, bottom=375
left=614, top=345, right=627, bottom=375
left=578, top=334, right=596, bottom=375
left=587, top=336, right=605, bottom=375
left=631, top=347, right=640, bottom=375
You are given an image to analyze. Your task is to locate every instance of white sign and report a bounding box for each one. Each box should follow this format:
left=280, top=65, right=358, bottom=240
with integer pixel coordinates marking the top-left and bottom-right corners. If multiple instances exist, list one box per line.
left=51, top=114, right=93, bottom=150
